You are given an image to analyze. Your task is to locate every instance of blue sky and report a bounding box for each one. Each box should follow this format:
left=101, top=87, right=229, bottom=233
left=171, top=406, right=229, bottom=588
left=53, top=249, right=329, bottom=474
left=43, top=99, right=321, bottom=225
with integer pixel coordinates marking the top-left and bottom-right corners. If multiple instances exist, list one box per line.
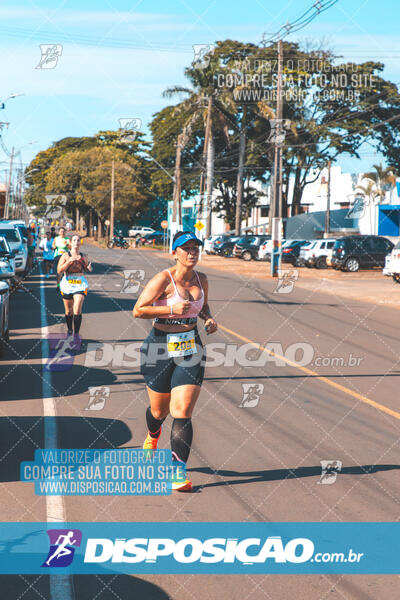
left=0, top=0, right=399, bottom=181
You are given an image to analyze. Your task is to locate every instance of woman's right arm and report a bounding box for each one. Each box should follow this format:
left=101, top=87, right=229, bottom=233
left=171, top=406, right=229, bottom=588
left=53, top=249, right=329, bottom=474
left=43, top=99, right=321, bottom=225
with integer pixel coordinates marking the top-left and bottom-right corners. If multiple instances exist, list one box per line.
left=57, top=254, right=73, bottom=274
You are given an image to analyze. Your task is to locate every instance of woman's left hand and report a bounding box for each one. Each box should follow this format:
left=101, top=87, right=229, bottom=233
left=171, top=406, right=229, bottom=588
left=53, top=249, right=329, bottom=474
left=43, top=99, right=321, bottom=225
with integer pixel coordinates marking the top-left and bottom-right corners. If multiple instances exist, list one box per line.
left=204, top=317, right=218, bottom=334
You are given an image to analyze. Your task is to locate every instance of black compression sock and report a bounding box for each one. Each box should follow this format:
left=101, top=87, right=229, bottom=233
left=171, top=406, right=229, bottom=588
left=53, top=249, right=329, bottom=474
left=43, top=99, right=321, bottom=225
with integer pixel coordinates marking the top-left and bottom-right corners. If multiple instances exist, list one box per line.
left=146, top=407, right=166, bottom=438
left=171, top=418, right=193, bottom=463
left=73, top=314, right=82, bottom=334
left=65, top=314, right=73, bottom=333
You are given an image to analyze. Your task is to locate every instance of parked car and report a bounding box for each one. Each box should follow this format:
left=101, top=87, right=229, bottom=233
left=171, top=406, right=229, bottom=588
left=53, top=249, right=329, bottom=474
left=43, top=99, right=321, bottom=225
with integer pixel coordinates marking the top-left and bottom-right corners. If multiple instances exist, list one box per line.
left=264, top=240, right=302, bottom=263
left=258, top=239, right=274, bottom=260
left=331, top=235, right=394, bottom=272
left=233, top=235, right=270, bottom=261
left=215, top=236, right=242, bottom=257
left=128, top=226, right=155, bottom=238
left=299, top=239, right=337, bottom=268
left=0, top=237, right=16, bottom=281
left=137, top=232, right=165, bottom=245
left=280, top=240, right=310, bottom=265
left=0, top=279, right=10, bottom=355
left=0, top=224, right=27, bottom=274
left=211, top=235, right=235, bottom=254
left=383, top=240, right=400, bottom=283
left=2, top=220, right=29, bottom=244
left=204, top=235, right=221, bottom=254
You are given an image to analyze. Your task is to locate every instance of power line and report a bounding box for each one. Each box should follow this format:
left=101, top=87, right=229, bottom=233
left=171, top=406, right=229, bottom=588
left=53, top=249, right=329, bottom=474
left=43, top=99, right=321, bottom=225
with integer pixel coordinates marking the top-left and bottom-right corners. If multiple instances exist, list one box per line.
left=261, top=0, right=339, bottom=45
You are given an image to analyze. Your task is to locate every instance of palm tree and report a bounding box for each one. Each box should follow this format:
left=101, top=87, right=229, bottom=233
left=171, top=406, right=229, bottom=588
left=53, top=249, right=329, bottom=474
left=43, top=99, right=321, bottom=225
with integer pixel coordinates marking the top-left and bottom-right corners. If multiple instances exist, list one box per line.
left=163, top=89, right=232, bottom=236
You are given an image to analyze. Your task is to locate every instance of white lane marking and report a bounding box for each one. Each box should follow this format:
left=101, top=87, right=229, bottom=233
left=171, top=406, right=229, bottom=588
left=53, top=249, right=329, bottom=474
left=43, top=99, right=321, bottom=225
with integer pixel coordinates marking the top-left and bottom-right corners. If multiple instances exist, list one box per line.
left=40, top=270, right=75, bottom=600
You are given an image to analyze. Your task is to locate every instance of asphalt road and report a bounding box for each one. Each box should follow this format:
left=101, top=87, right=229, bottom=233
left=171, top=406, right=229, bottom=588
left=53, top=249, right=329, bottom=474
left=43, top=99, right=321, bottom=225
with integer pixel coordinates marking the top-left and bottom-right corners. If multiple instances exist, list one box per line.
left=1, top=243, right=399, bottom=599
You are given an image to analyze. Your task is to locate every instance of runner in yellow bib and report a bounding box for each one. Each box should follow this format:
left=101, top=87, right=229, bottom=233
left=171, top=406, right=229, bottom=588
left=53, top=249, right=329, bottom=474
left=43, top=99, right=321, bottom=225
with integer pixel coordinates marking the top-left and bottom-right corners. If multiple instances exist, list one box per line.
left=133, top=231, right=218, bottom=492
left=57, top=234, right=92, bottom=339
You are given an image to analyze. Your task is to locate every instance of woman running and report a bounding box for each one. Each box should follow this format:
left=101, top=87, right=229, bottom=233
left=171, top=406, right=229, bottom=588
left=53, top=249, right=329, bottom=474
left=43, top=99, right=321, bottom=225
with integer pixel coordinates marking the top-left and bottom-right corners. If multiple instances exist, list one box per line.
left=52, top=227, right=71, bottom=287
left=57, top=234, right=92, bottom=337
left=133, top=230, right=218, bottom=492
left=39, top=231, right=55, bottom=278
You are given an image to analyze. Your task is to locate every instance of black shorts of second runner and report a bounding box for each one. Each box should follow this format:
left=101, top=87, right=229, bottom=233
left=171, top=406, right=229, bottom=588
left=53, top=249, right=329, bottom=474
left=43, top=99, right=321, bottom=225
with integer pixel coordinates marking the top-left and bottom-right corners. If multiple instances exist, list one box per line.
left=140, top=326, right=205, bottom=393
left=60, top=290, right=87, bottom=300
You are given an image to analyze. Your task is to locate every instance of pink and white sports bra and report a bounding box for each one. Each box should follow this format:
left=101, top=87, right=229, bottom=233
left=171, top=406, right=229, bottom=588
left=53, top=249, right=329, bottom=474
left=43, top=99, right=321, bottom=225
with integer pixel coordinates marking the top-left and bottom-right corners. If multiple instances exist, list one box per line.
left=153, top=269, right=204, bottom=319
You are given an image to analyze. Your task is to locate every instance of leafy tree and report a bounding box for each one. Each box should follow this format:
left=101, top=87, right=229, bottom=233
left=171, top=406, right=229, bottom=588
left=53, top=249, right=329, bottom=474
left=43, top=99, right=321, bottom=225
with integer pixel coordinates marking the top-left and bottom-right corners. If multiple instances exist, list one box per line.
left=45, top=145, right=152, bottom=224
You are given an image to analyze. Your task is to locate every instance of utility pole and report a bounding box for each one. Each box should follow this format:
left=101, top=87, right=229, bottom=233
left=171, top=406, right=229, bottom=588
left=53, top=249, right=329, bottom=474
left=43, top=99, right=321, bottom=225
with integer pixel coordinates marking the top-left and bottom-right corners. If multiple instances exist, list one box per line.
left=205, top=134, right=214, bottom=238
left=325, top=160, right=331, bottom=237
left=110, top=159, right=115, bottom=239
left=271, top=40, right=283, bottom=277
left=5, top=147, right=14, bottom=219
left=235, top=107, right=247, bottom=235
left=171, top=132, right=185, bottom=251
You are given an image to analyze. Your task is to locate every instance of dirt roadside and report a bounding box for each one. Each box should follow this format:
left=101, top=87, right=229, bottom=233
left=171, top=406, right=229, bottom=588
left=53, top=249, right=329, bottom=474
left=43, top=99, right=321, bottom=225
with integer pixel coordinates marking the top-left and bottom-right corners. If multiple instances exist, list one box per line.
left=83, top=237, right=400, bottom=309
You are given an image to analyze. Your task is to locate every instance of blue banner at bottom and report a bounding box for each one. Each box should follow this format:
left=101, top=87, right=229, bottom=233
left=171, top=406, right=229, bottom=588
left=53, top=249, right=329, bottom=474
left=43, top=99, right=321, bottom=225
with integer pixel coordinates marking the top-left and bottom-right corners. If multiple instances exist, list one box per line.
left=0, top=522, right=398, bottom=574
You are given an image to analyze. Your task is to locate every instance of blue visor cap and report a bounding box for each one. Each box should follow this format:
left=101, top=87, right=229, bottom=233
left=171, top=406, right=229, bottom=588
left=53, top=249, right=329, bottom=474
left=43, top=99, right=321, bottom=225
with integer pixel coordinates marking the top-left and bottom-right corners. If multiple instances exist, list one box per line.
left=172, top=232, right=204, bottom=251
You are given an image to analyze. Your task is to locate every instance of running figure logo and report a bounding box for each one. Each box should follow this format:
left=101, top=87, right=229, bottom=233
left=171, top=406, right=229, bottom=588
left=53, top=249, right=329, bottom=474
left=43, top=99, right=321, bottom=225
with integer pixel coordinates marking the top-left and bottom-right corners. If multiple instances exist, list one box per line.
left=345, top=196, right=367, bottom=220
left=239, top=383, right=264, bottom=408
left=36, top=44, right=63, bottom=69
left=192, top=44, right=215, bottom=69
left=45, top=334, right=77, bottom=372
left=121, top=269, right=145, bottom=294
left=317, top=460, right=342, bottom=485
left=85, top=386, right=110, bottom=411
left=42, top=529, right=82, bottom=567
left=118, top=118, right=142, bottom=143
left=274, top=270, right=298, bottom=294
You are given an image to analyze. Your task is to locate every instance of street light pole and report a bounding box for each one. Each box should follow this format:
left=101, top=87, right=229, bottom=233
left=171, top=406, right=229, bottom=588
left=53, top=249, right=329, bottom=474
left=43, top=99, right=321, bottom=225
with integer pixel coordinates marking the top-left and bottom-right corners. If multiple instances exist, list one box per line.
left=325, top=160, right=331, bottom=236
left=271, top=39, right=284, bottom=277
left=5, top=147, right=15, bottom=219
left=110, top=159, right=115, bottom=239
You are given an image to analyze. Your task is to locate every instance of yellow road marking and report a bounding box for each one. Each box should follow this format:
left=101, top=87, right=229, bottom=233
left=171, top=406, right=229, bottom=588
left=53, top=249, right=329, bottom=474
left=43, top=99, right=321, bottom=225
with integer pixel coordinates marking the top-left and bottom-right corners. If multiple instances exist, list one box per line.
left=219, top=324, right=400, bottom=422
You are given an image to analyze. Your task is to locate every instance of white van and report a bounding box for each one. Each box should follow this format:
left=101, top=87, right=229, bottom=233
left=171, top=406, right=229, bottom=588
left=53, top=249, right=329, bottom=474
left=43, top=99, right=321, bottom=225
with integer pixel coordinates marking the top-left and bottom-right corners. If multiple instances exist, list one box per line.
left=0, top=224, right=28, bottom=274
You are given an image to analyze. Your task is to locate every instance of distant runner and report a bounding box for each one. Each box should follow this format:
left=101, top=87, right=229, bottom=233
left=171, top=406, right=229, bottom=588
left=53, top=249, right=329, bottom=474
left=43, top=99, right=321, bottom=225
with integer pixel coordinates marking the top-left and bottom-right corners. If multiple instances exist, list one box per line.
left=39, top=231, right=55, bottom=278
left=52, top=227, right=70, bottom=287
left=133, top=230, right=218, bottom=492
left=57, top=234, right=92, bottom=337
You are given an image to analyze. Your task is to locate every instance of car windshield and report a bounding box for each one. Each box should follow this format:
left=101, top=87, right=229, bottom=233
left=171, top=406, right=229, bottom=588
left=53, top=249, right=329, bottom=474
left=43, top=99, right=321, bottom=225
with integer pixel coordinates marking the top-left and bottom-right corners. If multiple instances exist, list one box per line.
left=0, top=228, right=20, bottom=243
left=17, top=225, right=28, bottom=238
left=0, top=238, right=9, bottom=253
left=395, top=241, right=400, bottom=250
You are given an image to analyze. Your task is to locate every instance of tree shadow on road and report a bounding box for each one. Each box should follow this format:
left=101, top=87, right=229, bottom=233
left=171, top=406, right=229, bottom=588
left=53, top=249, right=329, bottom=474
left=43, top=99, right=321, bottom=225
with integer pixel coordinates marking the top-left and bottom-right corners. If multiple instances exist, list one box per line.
left=0, top=416, right=133, bottom=483
left=189, top=464, right=400, bottom=490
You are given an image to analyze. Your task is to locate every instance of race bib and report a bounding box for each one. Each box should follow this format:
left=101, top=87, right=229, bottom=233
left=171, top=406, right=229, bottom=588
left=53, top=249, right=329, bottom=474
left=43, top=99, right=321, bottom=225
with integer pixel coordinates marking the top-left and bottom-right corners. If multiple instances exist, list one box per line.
left=167, top=330, right=197, bottom=358
left=60, top=274, right=88, bottom=295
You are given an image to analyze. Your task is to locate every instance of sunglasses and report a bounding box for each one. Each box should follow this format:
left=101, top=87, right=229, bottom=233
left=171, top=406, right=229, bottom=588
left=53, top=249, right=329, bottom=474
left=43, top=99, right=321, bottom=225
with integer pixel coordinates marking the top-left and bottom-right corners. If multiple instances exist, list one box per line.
left=179, top=245, right=200, bottom=253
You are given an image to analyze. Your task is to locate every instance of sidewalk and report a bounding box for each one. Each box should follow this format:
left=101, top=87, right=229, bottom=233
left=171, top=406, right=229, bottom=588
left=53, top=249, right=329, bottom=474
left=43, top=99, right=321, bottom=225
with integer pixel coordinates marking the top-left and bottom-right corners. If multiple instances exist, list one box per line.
left=196, top=254, right=400, bottom=309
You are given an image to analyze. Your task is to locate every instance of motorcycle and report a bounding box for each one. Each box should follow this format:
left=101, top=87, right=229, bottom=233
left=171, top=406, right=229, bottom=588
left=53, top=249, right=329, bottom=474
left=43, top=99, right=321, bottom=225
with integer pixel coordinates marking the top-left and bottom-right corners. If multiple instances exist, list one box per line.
left=107, top=235, right=129, bottom=250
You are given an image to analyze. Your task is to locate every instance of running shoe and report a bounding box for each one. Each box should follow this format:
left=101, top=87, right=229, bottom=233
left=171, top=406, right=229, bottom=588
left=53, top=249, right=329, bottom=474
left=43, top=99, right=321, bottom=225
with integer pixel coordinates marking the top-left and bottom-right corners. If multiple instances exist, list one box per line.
left=143, top=429, right=161, bottom=450
left=171, top=479, right=193, bottom=492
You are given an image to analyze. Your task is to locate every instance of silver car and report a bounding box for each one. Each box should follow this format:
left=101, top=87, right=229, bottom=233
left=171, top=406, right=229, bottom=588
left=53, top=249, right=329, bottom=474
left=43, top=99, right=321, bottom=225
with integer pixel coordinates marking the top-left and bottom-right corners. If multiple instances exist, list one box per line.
left=0, top=279, right=10, bottom=355
left=0, top=225, right=27, bottom=274
left=0, top=236, right=16, bottom=281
